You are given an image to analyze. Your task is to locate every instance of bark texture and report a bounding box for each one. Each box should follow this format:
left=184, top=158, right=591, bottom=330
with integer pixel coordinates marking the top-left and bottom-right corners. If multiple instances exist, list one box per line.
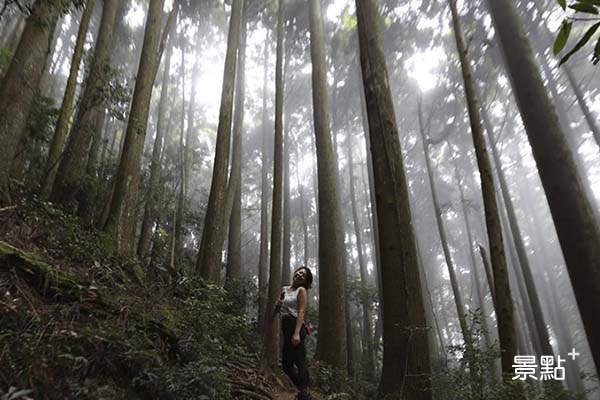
left=41, top=0, right=96, bottom=198
left=226, top=2, right=248, bottom=283
left=355, top=0, right=431, bottom=397
left=449, top=0, right=518, bottom=378
left=346, top=127, right=375, bottom=380
left=138, top=29, right=175, bottom=260
left=486, top=0, right=600, bottom=374
left=196, top=0, right=244, bottom=283
left=0, top=0, right=62, bottom=204
left=51, top=0, right=119, bottom=208
left=257, top=37, right=270, bottom=330
left=104, top=0, right=167, bottom=253
left=260, top=0, right=284, bottom=371
left=309, top=0, right=347, bottom=370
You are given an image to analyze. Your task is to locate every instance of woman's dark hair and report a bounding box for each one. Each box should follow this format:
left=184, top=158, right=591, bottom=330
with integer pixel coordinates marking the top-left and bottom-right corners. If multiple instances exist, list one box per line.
left=294, top=267, right=313, bottom=290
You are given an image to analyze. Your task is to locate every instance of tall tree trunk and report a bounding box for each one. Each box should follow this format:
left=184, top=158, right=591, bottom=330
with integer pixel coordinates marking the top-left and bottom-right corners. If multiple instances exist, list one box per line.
left=346, top=297, right=356, bottom=378
left=517, top=161, right=585, bottom=392
left=41, top=0, right=95, bottom=198
left=282, top=101, right=291, bottom=286
left=138, top=29, right=175, bottom=260
left=50, top=0, right=119, bottom=209
left=355, top=0, right=431, bottom=397
left=453, top=162, right=493, bottom=353
left=0, top=0, right=62, bottom=205
left=104, top=0, right=167, bottom=254
left=226, top=2, right=248, bottom=283
left=564, top=66, right=600, bottom=150
left=346, top=127, right=375, bottom=381
left=77, top=109, right=106, bottom=226
left=257, top=36, right=270, bottom=330
left=281, top=22, right=293, bottom=287
left=417, top=96, right=482, bottom=394
left=481, top=107, right=555, bottom=360
left=449, top=0, right=518, bottom=379
left=173, top=36, right=186, bottom=267
left=196, top=0, right=244, bottom=283
left=415, top=238, right=447, bottom=368
left=2, top=15, right=25, bottom=56
left=260, top=0, right=284, bottom=372
left=308, top=0, right=347, bottom=370
left=486, top=0, right=600, bottom=374
left=358, top=73, right=383, bottom=313
left=295, top=147, right=309, bottom=268
left=0, top=13, right=22, bottom=49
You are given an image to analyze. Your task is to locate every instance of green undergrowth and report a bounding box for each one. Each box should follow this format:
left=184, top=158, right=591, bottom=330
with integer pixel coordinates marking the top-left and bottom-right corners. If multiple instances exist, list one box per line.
left=0, top=196, right=258, bottom=399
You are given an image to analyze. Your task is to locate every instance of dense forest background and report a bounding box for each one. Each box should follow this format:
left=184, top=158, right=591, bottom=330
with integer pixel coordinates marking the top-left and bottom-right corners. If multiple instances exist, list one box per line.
left=1, top=0, right=600, bottom=399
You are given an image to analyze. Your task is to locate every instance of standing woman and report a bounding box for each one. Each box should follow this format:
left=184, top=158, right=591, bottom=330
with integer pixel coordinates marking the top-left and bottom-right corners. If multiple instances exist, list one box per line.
left=275, top=266, right=313, bottom=400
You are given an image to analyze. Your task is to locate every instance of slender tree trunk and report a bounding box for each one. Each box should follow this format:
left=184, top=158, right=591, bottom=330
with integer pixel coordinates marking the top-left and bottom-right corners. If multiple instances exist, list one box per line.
left=257, top=36, right=270, bottom=330
left=295, top=148, right=309, bottom=268
left=453, top=162, right=493, bottom=353
left=356, top=0, right=431, bottom=397
left=416, top=239, right=447, bottom=367
left=417, top=96, right=484, bottom=395
left=226, top=2, right=248, bottom=283
left=41, top=0, right=95, bottom=198
left=173, top=37, right=186, bottom=266
left=104, top=0, right=167, bottom=254
left=196, top=0, right=244, bottom=283
left=449, top=0, right=518, bottom=379
left=282, top=98, right=291, bottom=286
left=346, top=297, right=356, bottom=378
left=3, top=16, right=25, bottom=55
left=564, top=66, right=600, bottom=150
left=0, top=0, right=62, bottom=204
left=346, top=127, right=375, bottom=380
left=308, top=0, right=347, bottom=370
left=477, top=244, right=496, bottom=310
left=50, top=0, right=119, bottom=209
left=486, top=0, right=600, bottom=374
left=39, top=20, right=65, bottom=96
left=358, top=73, right=383, bottom=313
left=138, top=31, right=174, bottom=260
left=77, top=109, right=106, bottom=226
left=260, top=0, right=284, bottom=372
left=482, top=107, right=555, bottom=361
left=517, top=162, right=585, bottom=392
left=417, top=97, right=473, bottom=354
left=0, top=14, right=21, bottom=49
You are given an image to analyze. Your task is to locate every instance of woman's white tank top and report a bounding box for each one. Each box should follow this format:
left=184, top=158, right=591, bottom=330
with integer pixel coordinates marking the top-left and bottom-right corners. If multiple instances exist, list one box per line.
left=280, top=286, right=301, bottom=317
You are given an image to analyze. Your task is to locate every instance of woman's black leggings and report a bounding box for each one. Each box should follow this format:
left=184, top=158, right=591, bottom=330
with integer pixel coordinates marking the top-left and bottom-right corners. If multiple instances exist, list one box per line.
left=281, top=315, right=309, bottom=390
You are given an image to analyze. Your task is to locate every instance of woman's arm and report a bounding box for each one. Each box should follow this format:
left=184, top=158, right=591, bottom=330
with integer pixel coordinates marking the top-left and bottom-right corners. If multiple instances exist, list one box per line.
left=292, top=287, right=308, bottom=345
left=272, top=286, right=286, bottom=319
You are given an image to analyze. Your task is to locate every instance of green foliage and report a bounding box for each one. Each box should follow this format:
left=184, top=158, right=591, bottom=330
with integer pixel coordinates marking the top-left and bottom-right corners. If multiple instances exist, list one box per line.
left=80, top=52, right=132, bottom=121
left=14, top=95, right=59, bottom=181
left=345, top=276, right=378, bottom=308
left=431, top=311, right=594, bottom=400
left=0, top=197, right=260, bottom=399
left=554, top=0, right=600, bottom=65
left=314, top=362, right=353, bottom=396
left=341, top=10, right=357, bottom=32
left=554, top=21, right=573, bottom=54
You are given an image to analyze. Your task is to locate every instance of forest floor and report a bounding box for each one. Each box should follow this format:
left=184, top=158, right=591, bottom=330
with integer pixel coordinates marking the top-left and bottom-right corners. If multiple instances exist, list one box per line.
left=0, top=195, right=335, bottom=400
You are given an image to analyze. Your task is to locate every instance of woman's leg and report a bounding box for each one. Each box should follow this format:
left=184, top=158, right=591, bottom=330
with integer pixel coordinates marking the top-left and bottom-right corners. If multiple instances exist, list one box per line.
left=292, top=325, right=309, bottom=391
left=281, top=317, right=301, bottom=387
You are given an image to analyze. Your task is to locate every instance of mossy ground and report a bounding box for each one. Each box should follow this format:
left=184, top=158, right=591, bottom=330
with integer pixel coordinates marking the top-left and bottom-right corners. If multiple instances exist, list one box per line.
left=0, top=195, right=269, bottom=399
